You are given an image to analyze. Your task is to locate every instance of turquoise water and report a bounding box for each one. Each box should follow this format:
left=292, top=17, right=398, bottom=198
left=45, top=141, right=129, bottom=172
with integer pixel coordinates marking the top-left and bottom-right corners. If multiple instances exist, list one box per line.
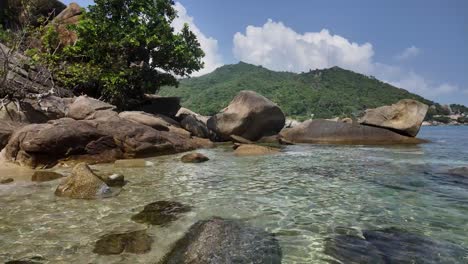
left=0, top=126, right=467, bottom=263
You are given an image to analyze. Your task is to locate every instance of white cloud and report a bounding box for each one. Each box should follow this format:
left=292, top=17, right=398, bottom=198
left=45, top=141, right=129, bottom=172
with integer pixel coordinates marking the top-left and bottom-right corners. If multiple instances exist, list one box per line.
left=172, top=2, right=223, bottom=76
left=233, top=20, right=464, bottom=103
left=233, top=19, right=374, bottom=73
left=395, top=46, right=420, bottom=61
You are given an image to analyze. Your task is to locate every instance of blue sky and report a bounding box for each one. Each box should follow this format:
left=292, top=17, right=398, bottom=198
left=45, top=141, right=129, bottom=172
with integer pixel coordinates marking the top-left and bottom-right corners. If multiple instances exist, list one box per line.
left=63, top=0, right=468, bottom=105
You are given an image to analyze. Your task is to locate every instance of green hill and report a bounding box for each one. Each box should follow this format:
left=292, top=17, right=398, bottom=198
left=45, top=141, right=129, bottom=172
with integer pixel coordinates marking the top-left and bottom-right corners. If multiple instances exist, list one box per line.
left=159, top=62, right=448, bottom=120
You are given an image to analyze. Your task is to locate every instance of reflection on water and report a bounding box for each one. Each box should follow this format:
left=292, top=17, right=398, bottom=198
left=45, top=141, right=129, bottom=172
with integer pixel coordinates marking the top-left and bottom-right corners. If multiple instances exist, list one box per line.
left=0, top=126, right=468, bottom=263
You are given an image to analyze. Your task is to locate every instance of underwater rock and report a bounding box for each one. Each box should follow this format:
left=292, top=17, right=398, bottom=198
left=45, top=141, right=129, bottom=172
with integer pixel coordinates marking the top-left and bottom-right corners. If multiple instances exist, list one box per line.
left=161, top=217, right=282, bottom=264
left=447, top=167, right=468, bottom=177
left=114, top=159, right=147, bottom=168
left=31, top=171, right=64, bottom=182
left=181, top=153, right=209, bottom=163
left=325, top=228, right=468, bottom=264
left=131, top=201, right=191, bottom=226
left=93, top=230, right=153, bottom=255
left=0, top=177, right=14, bottom=184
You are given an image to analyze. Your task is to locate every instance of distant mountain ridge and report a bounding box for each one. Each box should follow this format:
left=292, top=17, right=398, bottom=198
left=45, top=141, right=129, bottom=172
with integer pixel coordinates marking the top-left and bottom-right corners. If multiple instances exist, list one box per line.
left=159, top=62, right=458, bottom=121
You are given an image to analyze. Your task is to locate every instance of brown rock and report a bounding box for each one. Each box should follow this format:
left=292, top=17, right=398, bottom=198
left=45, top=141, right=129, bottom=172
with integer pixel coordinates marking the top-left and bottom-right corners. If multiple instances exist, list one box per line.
left=0, top=177, right=14, bottom=184
left=181, top=153, right=209, bottom=163
left=207, top=91, right=285, bottom=141
left=31, top=171, right=63, bottom=182
left=230, top=135, right=254, bottom=144
left=114, top=159, right=147, bottom=168
left=180, top=115, right=211, bottom=138
left=234, top=144, right=280, bottom=156
left=67, top=96, right=116, bottom=120
left=52, top=3, right=83, bottom=46
left=93, top=230, right=153, bottom=255
left=55, top=163, right=118, bottom=199
left=0, top=101, right=49, bottom=124
left=359, top=99, right=428, bottom=137
left=280, top=119, right=426, bottom=145
left=0, top=121, right=23, bottom=150
left=119, top=111, right=190, bottom=138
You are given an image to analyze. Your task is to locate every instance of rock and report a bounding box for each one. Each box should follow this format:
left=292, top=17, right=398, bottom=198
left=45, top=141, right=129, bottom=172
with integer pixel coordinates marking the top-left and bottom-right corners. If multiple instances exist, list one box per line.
left=31, top=171, right=63, bottom=182
left=234, top=144, right=280, bottom=156
left=181, top=153, right=209, bottom=163
left=0, top=177, right=14, bottom=184
left=131, top=201, right=191, bottom=226
left=55, top=163, right=119, bottom=199
left=176, top=107, right=209, bottom=124
left=341, top=117, right=353, bottom=124
left=93, top=230, right=153, bottom=255
left=0, top=101, right=49, bottom=123
left=119, top=111, right=190, bottom=138
left=114, top=159, right=147, bottom=168
left=230, top=135, right=254, bottom=144
left=180, top=115, right=211, bottom=138
left=284, top=118, right=301, bottom=128
left=447, top=167, right=468, bottom=177
left=101, top=174, right=125, bottom=187
left=67, top=96, right=116, bottom=120
left=52, top=3, right=82, bottom=46
left=257, top=135, right=281, bottom=144
left=280, top=119, right=426, bottom=145
left=324, top=228, right=468, bottom=264
left=4, top=255, right=45, bottom=264
left=0, top=121, right=23, bottom=150
left=3, top=0, right=66, bottom=27
left=359, top=99, right=428, bottom=137
left=26, top=96, right=74, bottom=120
left=207, top=90, right=285, bottom=141
left=160, top=217, right=282, bottom=264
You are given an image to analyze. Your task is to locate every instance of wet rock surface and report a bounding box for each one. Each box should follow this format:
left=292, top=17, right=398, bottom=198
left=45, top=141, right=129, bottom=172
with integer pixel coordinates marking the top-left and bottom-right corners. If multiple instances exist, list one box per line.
left=234, top=144, right=281, bottom=156
left=160, top=217, right=282, bottom=264
left=93, top=230, right=153, bottom=255
left=181, top=153, right=209, bottom=163
left=1, top=177, right=14, bottom=184
left=447, top=167, right=468, bottom=177
left=325, top=228, right=468, bottom=264
left=131, top=201, right=191, bottom=226
left=31, top=171, right=63, bottom=182
left=55, top=163, right=119, bottom=199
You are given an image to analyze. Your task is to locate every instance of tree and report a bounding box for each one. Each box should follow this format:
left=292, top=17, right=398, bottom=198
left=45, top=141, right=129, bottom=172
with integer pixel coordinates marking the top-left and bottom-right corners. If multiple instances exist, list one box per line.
left=54, top=0, right=205, bottom=108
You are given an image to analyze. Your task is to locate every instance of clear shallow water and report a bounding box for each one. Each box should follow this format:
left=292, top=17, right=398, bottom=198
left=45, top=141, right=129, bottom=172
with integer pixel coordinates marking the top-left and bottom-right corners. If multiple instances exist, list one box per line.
left=1, top=126, right=468, bottom=263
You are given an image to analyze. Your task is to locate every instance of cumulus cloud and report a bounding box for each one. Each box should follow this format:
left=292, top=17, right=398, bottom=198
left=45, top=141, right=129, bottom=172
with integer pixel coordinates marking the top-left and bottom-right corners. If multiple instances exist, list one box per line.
left=172, top=2, right=223, bottom=76
left=395, top=46, right=420, bottom=61
left=233, top=20, right=464, bottom=103
left=233, top=19, right=374, bottom=73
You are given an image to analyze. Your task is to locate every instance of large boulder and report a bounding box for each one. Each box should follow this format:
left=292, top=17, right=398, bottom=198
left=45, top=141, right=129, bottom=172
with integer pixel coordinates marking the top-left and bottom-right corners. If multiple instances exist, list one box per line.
left=55, top=163, right=118, bottom=199
left=93, top=230, right=153, bottom=255
left=359, top=99, right=428, bottom=137
left=234, top=144, right=280, bottom=156
left=3, top=116, right=200, bottom=168
left=207, top=91, right=285, bottom=141
left=161, top=217, right=282, bottom=264
left=119, top=111, right=190, bottom=138
left=325, top=228, right=468, bottom=264
left=131, top=201, right=192, bottom=226
left=0, top=101, right=49, bottom=123
left=67, top=96, right=117, bottom=120
left=180, top=115, right=211, bottom=138
left=280, top=119, right=425, bottom=145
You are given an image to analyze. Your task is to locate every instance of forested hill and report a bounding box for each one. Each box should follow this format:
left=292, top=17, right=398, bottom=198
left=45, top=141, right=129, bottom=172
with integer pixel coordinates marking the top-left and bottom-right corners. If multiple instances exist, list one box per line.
left=159, top=62, right=446, bottom=120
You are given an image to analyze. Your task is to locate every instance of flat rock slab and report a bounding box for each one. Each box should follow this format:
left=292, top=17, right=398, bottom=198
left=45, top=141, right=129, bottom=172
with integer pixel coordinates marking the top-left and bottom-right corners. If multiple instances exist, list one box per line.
left=161, top=217, right=282, bottom=264
left=114, top=159, right=147, bottom=168
left=324, top=228, right=468, bottom=264
left=31, top=171, right=64, bottom=182
left=93, top=230, right=153, bottom=255
left=131, top=201, right=191, bottom=226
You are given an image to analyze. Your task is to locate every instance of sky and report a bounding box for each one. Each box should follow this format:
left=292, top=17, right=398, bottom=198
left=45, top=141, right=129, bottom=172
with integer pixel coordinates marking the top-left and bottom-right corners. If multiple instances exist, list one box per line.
left=62, top=0, right=468, bottom=105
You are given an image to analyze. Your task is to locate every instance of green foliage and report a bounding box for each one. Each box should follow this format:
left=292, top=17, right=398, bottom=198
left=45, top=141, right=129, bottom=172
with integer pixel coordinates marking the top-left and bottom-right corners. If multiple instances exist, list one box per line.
left=29, top=0, right=205, bottom=108
left=160, top=62, right=446, bottom=120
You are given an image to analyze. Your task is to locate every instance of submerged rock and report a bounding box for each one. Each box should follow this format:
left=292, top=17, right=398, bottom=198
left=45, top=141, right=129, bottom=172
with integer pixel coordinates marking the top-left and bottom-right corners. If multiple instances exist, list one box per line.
left=31, top=171, right=64, bottom=182
left=161, top=217, right=282, bottom=264
left=234, top=144, right=280, bottom=156
left=181, top=153, right=209, bottom=163
left=207, top=90, right=285, bottom=141
left=114, top=159, right=147, bottom=168
left=359, top=99, right=428, bottom=137
left=325, top=228, right=468, bottom=264
left=0, top=177, right=14, bottom=184
left=131, top=201, right=191, bottom=226
left=447, top=167, right=468, bottom=177
left=93, top=230, right=153, bottom=255
left=280, top=119, right=426, bottom=145
left=55, top=163, right=119, bottom=199
left=5, top=255, right=45, bottom=264
left=101, top=173, right=126, bottom=187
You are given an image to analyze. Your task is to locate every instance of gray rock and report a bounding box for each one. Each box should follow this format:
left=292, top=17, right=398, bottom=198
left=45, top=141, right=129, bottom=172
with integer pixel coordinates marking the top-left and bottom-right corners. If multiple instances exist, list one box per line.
left=161, top=217, right=282, bottom=264
left=207, top=91, right=285, bottom=141
left=180, top=115, right=211, bottom=138
left=67, top=96, right=116, bottom=120
left=447, top=167, right=468, bottom=177
left=0, top=177, right=14, bottom=184
left=280, top=119, right=426, bottom=145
